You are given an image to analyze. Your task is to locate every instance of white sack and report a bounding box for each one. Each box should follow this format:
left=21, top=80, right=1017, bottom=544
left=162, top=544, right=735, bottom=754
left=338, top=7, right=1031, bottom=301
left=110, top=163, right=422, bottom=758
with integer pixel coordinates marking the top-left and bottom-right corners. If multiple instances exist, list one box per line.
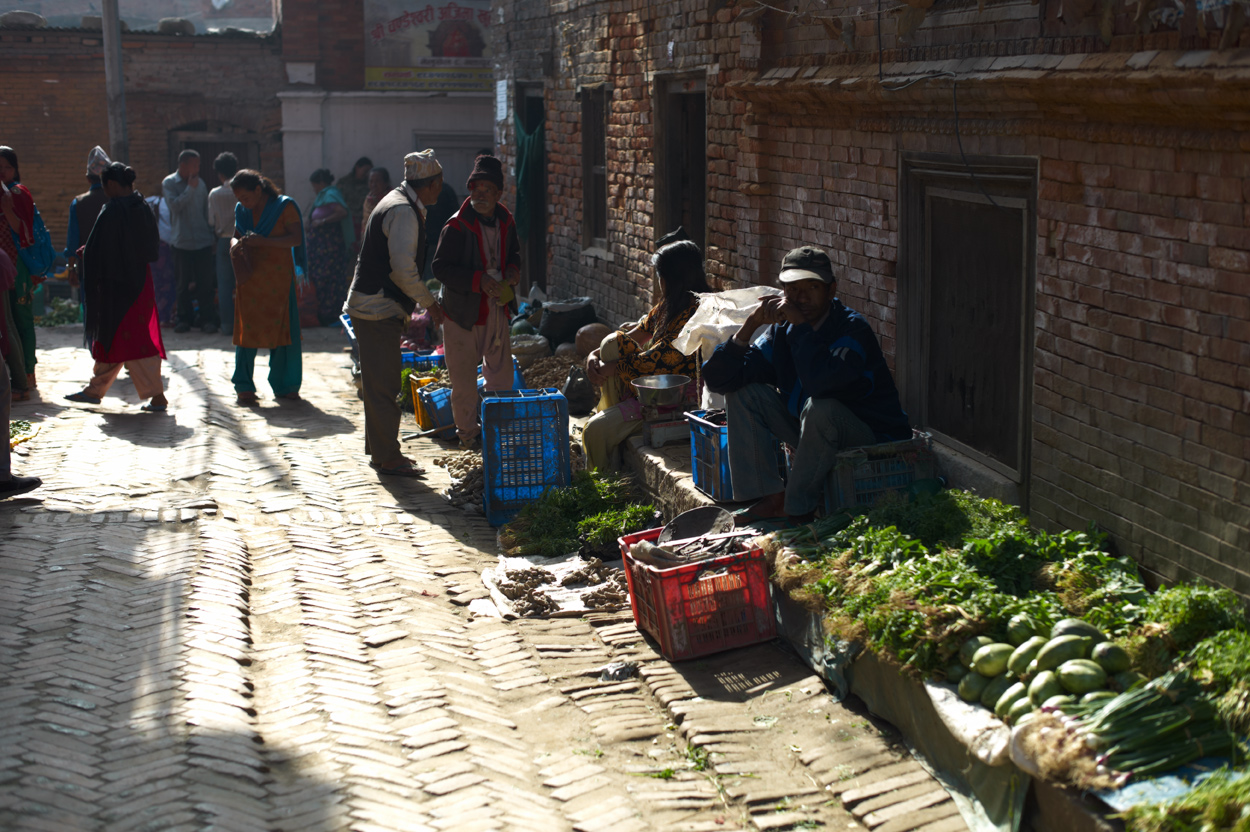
left=673, top=286, right=783, bottom=357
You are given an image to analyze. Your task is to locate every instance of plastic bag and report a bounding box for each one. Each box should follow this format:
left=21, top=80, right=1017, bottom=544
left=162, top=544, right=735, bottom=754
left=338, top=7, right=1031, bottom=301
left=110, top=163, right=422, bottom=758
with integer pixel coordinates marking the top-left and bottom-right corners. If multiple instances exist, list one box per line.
left=538, top=296, right=596, bottom=348
left=562, top=365, right=597, bottom=416
left=673, top=285, right=783, bottom=357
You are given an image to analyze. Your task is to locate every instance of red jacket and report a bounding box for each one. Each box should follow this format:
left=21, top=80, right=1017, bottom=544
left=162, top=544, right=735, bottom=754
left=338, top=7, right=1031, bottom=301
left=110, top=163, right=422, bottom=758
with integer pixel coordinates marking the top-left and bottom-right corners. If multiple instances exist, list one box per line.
left=431, top=198, right=521, bottom=330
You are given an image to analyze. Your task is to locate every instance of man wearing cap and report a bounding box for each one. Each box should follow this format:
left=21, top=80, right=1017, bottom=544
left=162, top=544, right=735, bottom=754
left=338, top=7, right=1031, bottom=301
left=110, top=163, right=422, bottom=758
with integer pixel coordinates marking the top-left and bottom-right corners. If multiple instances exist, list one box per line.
left=344, top=149, right=446, bottom=477
left=64, top=146, right=113, bottom=288
left=702, top=246, right=910, bottom=523
left=432, top=154, right=521, bottom=450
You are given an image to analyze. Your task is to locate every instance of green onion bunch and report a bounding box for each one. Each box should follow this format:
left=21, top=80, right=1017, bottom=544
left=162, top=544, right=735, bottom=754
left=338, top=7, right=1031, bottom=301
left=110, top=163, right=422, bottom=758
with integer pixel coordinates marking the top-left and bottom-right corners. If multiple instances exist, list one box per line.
left=1068, top=670, right=1239, bottom=779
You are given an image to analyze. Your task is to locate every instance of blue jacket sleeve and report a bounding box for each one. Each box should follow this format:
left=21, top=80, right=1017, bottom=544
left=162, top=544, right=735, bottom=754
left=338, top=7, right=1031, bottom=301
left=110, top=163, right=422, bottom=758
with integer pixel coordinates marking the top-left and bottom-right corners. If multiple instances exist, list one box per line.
left=701, top=328, right=779, bottom=395
left=787, top=322, right=870, bottom=398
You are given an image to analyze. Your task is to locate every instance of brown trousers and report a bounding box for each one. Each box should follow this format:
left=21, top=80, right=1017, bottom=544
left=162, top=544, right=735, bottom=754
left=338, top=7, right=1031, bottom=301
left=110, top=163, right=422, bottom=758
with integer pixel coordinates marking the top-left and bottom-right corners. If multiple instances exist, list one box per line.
left=351, top=314, right=405, bottom=466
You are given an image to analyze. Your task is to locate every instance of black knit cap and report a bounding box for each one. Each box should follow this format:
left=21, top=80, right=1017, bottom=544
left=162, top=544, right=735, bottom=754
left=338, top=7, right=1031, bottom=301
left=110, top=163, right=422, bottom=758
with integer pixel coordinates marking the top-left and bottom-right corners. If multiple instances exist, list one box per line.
left=467, top=154, right=504, bottom=190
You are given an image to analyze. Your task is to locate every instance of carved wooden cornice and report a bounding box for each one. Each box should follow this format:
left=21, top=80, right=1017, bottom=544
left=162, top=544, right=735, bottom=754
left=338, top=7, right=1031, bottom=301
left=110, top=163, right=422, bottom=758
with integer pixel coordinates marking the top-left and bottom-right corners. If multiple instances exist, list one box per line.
left=727, top=50, right=1250, bottom=133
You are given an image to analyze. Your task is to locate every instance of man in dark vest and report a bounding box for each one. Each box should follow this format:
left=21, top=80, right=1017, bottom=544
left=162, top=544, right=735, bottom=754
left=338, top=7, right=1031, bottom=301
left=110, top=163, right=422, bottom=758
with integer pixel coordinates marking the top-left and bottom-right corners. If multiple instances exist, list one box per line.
left=343, top=149, right=446, bottom=478
left=64, top=146, right=112, bottom=288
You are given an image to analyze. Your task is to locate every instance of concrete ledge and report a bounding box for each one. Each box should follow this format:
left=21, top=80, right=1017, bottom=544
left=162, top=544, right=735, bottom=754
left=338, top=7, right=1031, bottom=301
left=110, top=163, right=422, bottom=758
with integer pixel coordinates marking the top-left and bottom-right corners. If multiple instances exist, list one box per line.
left=623, top=435, right=722, bottom=518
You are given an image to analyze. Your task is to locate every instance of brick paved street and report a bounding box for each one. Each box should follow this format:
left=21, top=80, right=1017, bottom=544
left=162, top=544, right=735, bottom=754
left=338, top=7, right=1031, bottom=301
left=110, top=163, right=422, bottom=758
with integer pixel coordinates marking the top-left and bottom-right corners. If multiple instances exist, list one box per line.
left=2, top=327, right=964, bottom=832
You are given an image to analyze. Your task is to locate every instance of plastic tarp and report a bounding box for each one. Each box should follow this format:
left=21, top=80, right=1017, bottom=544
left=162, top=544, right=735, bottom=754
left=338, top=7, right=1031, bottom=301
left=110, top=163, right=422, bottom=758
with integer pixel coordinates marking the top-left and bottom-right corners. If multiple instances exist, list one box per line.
left=776, top=595, right=1028, bottom=832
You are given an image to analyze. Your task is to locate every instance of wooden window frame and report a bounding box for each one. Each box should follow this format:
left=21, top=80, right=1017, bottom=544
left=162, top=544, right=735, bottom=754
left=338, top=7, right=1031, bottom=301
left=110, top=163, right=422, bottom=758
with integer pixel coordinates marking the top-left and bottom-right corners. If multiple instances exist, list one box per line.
left=580, top=85, right=609, bottom=251
left=899, top=153, right=1038, bottom=489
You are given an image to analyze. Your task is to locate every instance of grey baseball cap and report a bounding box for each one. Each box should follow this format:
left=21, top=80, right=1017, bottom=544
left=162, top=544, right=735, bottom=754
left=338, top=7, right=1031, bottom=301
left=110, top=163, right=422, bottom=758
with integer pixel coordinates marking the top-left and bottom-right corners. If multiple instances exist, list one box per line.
left=778, top=246, right=835, bottom=284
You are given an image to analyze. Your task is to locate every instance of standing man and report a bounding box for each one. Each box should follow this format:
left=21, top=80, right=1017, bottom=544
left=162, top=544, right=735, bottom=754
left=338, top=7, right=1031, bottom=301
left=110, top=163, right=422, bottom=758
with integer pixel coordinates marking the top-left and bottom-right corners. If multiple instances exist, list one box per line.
left=64, top=146, right=112, bottom=288
left=162, top=149, right=218, bottom=333
left=343, top=150, right=445, bottom=478
left=432, top=154, right=521, bottom=450
left=702, top=246, right=910, bottom=524
left=207, top=152, right=239, bottom=337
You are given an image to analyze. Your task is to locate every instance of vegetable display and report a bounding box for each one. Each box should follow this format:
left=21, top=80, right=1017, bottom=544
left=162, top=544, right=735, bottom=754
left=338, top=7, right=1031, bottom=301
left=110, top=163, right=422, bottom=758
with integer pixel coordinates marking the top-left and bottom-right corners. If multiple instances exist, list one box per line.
left=765, top=488, right=1249, bottom=794
left=500, top=471, right=657, bottom=559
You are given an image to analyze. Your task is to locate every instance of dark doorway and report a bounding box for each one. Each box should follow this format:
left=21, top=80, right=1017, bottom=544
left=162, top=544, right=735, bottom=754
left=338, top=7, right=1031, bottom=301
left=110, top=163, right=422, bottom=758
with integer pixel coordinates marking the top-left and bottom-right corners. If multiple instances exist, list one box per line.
left=169, top=122, right=260, bottom=178
left=656, top=79, right=706, bottom=252
left=517, top=85, right=547, bottom=292
left=899, top=155, right=1037, bottom=490
left=926, top=191, right=1026, bottom=471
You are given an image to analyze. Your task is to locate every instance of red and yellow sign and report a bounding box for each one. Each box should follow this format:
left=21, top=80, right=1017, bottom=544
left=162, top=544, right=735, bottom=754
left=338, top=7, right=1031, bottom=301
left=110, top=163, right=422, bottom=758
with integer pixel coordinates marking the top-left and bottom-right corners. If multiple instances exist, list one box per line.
left=364, top=0, right=492, bottom=92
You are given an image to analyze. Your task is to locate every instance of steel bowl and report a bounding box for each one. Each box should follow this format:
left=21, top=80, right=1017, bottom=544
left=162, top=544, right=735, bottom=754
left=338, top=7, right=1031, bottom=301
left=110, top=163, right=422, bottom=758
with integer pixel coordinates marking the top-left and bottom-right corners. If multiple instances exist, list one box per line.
left=631, top=374, right=692, bottom=408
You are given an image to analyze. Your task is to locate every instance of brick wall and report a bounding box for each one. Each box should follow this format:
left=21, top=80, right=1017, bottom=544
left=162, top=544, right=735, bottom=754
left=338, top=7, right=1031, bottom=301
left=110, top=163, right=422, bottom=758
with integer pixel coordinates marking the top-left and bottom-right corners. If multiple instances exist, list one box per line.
left=493, top=0, right=1250, bottom=597
left=0, top=28, right=284, bottom=248
left=280, top=0, right=364, bottom=89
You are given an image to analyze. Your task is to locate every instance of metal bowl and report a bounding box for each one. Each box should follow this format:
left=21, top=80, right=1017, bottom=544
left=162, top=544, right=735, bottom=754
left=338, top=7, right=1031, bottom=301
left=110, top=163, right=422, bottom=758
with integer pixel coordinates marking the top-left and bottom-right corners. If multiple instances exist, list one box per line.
left=631, top=374, right=692, bottom=408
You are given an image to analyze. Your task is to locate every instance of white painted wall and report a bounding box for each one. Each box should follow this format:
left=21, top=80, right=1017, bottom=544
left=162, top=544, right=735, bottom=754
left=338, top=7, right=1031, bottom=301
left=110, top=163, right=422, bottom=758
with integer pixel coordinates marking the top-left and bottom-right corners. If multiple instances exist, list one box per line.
left=279, top=90, right=495, bottom=215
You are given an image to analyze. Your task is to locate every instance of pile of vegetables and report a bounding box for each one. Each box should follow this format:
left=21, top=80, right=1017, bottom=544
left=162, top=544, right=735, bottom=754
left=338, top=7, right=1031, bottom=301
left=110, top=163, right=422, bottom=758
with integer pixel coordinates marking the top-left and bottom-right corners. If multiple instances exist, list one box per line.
left=1118, top=768, right=1250, bottom=832
left=500, top=471, right=658, bottom=559
left=35, top=297, right=80, bottom=326
left=948, top=617, right=1144, bottom=729
left=9, top=418, right=32, bottom=443
left=766, top=488, right=1250, bottom=789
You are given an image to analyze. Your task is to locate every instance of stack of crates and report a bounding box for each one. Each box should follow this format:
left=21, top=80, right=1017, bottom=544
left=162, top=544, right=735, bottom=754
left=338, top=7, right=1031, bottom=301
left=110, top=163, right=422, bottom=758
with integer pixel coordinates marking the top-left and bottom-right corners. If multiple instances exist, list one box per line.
left=403, top=353, right=452, bottom=431
left=480, top=389, right=571, bottom=525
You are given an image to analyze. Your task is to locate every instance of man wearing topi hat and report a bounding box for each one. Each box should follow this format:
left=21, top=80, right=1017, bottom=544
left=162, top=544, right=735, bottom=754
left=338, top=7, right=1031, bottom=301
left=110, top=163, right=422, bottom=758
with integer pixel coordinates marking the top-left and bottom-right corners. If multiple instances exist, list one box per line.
left=702, top=246, right=911, bottom=524
left=432, top=153, right=521, bottom=450
left=344, top=149, right=446, bottom=477
left=64, top=146, right=113, bottom=287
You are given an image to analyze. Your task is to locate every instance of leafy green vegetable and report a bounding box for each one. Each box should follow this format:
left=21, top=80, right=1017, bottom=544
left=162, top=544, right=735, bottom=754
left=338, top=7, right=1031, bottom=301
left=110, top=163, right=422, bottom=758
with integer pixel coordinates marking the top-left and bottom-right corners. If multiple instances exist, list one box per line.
left=500, top=471, right=652, bottom=558
left=9, top=419, right=32, bottom=441
left=1144, top=582, right=1247, bottom=651
left=35, top=297, right=80, bottom=326
left=1117, top=768, right=1250, bottom=832
left=1186, top=631, right=1250, bottom=735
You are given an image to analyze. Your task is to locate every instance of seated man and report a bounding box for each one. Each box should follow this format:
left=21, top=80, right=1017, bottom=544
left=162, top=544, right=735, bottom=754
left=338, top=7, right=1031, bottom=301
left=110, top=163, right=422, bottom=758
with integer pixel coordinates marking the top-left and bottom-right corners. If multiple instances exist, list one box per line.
left=702, top=246, right=910, bottom=523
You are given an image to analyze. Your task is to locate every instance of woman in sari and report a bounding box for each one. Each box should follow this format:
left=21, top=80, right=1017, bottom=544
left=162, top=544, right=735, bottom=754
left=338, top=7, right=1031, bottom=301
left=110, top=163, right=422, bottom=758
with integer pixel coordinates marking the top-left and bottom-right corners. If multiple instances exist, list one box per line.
left=1, top=146, right=36, bottom=400
left=581, top=239, right=711, bottom=471
left=66, top=163, right=167, bottom=411
left=305, top=168, right=354, bottom=326
left=230, top=170, right=304, bottom=405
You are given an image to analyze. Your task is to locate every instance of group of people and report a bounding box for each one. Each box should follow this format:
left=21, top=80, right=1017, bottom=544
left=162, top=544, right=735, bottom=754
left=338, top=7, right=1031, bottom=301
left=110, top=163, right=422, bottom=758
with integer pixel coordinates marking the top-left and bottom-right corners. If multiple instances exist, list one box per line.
left=579, top=235, right=910, bottom=524
left=344, top=147, right=910, bottom=527
left=3, top=139, right=912, bottom=525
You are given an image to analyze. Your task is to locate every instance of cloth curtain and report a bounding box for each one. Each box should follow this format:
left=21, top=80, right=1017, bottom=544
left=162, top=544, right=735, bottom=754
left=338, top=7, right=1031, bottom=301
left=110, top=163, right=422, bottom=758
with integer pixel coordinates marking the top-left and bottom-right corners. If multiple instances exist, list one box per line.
left=513, top=112, right=545, bottom=244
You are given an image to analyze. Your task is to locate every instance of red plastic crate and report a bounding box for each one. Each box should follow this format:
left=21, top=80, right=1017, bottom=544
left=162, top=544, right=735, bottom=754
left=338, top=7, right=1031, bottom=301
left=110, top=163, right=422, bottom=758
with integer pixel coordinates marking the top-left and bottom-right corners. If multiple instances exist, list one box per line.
left=618, top=527, right=776, bottom=662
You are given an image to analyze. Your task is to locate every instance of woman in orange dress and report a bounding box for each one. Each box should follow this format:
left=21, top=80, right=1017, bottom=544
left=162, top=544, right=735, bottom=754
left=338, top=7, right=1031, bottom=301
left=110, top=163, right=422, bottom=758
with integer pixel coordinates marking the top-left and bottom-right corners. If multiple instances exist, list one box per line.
left=229, top=170, right=304, bottom=405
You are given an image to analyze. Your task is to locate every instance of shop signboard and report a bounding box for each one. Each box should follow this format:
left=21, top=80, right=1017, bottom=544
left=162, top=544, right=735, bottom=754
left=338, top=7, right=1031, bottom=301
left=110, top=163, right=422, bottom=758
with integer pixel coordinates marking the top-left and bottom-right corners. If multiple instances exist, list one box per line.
left=364, top=0, right=492, bottom=92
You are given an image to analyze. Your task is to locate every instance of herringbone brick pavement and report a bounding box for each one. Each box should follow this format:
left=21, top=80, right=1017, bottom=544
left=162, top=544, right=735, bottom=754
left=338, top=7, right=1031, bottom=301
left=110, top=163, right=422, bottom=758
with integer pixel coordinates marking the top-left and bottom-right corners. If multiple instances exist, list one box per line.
left=1, top=327, right=965, bottom=832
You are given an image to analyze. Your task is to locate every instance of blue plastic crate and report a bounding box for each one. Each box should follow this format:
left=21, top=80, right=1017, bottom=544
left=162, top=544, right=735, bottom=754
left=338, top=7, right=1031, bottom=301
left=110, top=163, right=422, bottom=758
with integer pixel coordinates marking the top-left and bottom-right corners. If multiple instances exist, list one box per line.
left=416, top=385, right=455, bottom=430
left=481, top=389, right=571, bottom=526
left=403, top=352, right=446, bottom=373
left=686, top=410, right=733, bottom=501
left=686, top=410, right=788, bottom=502
left=823, top=431, right=936, bottom=513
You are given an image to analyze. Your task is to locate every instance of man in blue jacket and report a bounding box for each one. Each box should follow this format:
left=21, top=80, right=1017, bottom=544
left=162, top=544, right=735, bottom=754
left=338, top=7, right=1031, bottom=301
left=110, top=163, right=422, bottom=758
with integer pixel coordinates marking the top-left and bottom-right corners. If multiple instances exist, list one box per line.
left=702, top=246, right=910, bottom=523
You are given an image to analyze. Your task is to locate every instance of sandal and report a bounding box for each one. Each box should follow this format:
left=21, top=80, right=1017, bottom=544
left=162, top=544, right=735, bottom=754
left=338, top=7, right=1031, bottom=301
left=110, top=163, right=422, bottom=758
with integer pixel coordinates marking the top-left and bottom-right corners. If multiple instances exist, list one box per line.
left=66, top=391, right=102, bottom=404
left=279, top=392, right=302, bottom=401
left=236, top=392, right=260, bottom=406
left=370, top=460, right=426, bottom=478
left=141, top=402, right=168, bottom=413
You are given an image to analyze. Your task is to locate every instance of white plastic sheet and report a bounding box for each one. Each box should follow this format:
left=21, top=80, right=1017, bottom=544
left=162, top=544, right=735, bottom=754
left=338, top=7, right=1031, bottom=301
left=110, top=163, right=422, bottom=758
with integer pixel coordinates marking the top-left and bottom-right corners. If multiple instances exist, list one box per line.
left=673, top=286, right=782, bottom=357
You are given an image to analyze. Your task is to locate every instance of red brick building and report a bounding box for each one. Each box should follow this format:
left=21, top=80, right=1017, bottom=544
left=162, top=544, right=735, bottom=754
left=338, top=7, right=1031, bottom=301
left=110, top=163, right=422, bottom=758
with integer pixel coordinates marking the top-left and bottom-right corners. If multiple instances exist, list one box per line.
left=493, top=0, right=1250, bottom=595
left=1, top=24, right=285, bottom=245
